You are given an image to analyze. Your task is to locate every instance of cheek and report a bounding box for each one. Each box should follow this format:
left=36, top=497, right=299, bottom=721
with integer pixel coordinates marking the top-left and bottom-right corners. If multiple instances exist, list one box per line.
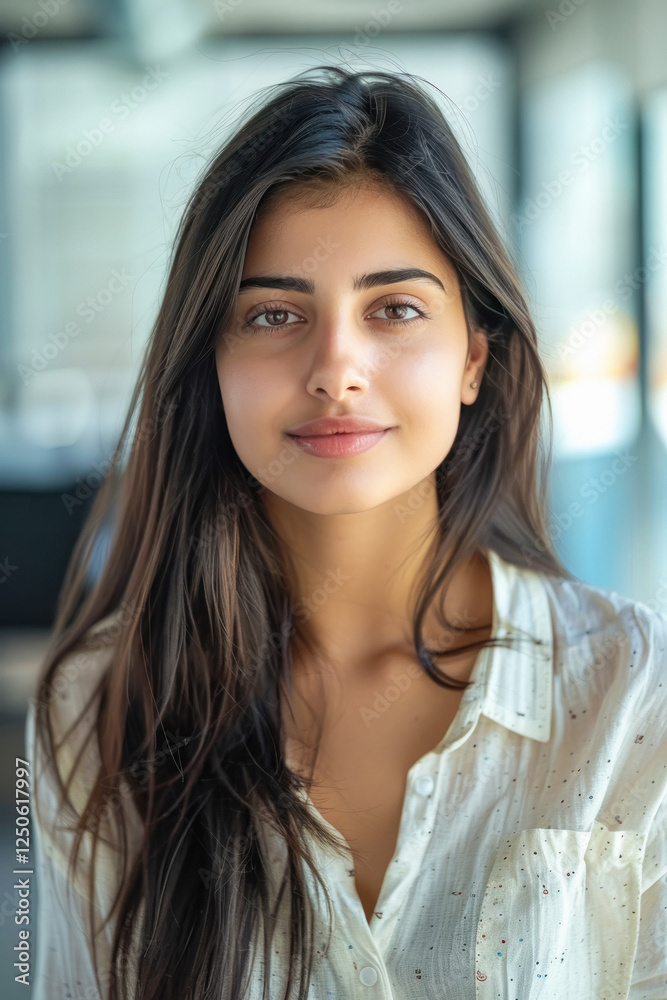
left=216, top=355, right=286, bottom=449
left=390, top=347, right=463, bottom=428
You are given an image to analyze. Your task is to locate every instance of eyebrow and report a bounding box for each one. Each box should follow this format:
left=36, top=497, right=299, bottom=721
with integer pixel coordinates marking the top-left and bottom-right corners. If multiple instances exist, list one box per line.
left=237, top=267, right=447, bottom=295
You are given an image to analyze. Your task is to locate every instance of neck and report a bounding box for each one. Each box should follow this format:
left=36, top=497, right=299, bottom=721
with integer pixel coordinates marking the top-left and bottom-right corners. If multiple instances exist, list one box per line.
left=261, top=475, right=492, bottom=675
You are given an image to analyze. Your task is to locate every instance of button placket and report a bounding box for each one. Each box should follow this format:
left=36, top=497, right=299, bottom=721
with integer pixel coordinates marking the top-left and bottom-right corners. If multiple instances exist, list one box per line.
left=368, top=766, right=437, bottom=955
left=311, top=831, right=392, bottom=992
left=412, top=768, right=438, bottom=844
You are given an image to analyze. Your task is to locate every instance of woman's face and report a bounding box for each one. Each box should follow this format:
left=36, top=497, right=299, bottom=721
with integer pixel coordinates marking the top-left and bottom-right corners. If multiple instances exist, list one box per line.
left=215, top=183, right=488, bottom=515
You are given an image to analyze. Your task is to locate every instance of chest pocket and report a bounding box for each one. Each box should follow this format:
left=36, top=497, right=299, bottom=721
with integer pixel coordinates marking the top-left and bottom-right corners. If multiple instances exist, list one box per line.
left=474, top=822, right=644, bottom=1000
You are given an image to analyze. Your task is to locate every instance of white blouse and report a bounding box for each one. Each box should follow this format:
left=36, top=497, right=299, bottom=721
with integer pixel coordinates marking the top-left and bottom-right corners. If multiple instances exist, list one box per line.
left=25, top=547, right=667, bottom=999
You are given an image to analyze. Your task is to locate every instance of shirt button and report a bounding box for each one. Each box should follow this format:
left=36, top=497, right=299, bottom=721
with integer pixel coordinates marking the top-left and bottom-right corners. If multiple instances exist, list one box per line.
left=359, top=966, right=378, bottom=986
left=415, top=775, right=434, bottom=796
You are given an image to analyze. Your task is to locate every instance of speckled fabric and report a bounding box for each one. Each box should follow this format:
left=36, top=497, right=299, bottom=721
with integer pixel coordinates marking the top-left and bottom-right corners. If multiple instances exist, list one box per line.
left=26, top=548, right=667, bottom=999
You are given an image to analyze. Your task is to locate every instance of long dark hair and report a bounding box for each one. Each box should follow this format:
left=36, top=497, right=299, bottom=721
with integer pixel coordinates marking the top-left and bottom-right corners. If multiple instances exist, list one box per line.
left=32, top=64, right=574, bottom=1000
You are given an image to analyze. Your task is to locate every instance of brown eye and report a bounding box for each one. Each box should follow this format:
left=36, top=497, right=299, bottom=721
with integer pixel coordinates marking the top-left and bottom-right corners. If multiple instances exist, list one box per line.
left=369, top=298, right=428, bottom=326
left=244, top=307, right=304, bottom=333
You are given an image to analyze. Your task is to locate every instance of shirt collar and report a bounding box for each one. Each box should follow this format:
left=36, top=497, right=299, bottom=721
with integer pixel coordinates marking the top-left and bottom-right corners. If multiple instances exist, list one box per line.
left=464, top=547, right=554, bottom=744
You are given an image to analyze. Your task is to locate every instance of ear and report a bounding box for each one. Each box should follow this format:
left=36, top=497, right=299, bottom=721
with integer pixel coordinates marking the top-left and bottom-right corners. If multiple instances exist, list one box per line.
left=461, top=329, right=489, bottom=406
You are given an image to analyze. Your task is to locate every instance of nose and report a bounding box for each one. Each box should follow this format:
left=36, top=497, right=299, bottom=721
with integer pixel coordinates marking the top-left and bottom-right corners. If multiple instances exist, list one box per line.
left=304, top=312, right=372, bottom=401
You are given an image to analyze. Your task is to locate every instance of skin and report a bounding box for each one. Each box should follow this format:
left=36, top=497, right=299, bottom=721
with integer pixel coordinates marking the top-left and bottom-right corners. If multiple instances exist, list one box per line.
left=214, top=181, right=494, bottom=923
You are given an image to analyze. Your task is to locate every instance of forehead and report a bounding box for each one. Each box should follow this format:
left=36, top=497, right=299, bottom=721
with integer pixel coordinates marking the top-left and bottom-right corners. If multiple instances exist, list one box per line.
left=253, top=180, right=427, bottom=234
left=244, top=181, right=456, bottom=282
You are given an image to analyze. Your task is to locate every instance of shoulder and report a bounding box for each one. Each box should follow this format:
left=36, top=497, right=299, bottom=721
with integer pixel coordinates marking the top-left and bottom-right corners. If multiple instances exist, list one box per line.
left=541, top=567, right=667, bottom=659
left=31, top=612, right=122, bottom=758
left=27, top=609, right=128, bottom=824
left=541, top=570, right=667, bottom=735
left=26, top=613, right=146, bottom=941
left=26, top=610, right=144, bottom=895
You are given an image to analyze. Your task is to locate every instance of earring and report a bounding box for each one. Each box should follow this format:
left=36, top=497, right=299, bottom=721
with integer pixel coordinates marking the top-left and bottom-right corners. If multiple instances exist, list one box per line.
left=470, top=381, right=478, bottom=388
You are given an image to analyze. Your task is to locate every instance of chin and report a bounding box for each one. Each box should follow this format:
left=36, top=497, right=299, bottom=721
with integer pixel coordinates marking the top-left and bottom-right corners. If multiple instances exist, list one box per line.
left=271, top=484, right=393, bottom=517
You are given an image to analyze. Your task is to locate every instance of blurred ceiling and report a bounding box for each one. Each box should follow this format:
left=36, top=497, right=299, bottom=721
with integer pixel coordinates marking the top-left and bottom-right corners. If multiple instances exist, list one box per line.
left=0, top=0, right=552, bottom=40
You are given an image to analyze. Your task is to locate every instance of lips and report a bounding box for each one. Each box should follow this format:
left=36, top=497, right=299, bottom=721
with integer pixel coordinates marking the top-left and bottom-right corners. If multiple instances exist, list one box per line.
left=285, top=427, right=391, bottom=458
left=286, top=415, right=391, bottom=436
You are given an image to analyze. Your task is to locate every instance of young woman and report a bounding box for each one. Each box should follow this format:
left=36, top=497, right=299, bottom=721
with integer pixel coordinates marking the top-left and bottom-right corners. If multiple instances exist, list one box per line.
left=27, top=65, right=666, bottom=1000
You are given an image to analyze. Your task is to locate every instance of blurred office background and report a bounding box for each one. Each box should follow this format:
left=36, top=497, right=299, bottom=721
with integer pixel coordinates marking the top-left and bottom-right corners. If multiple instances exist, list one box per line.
left=0, top=0, right=666, bottom=993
